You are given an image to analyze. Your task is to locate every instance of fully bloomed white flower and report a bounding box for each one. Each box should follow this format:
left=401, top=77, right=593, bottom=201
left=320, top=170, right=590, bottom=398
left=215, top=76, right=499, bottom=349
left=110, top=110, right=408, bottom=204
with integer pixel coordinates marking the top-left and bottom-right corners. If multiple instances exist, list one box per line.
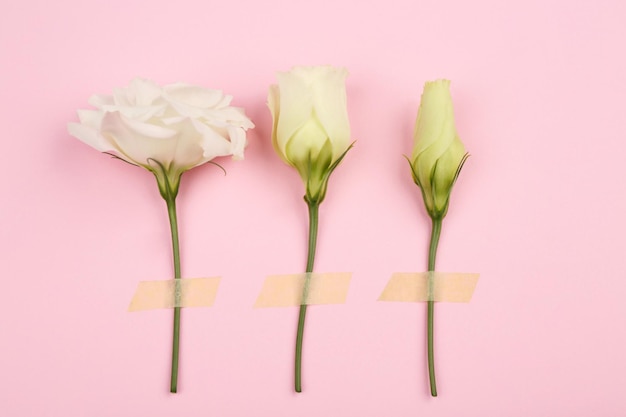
left=268, top=66, right=352, bottom=203
left=68, top=78, right=254, bottom=197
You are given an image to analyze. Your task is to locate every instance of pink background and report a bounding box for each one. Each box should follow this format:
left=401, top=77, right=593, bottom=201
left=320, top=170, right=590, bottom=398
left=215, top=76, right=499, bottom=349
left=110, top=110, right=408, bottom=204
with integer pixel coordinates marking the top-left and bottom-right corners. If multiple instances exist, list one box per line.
left=2, top=0, right=625, bottom=415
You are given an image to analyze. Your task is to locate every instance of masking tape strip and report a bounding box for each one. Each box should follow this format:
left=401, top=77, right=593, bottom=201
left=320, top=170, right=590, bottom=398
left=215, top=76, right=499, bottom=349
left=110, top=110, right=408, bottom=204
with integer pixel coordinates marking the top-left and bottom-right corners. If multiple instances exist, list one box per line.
left=254, top=272, right=352, bottom=308
left=128, top=277, right=221, bottom=311
left=378, top=272, right=479, bottom=303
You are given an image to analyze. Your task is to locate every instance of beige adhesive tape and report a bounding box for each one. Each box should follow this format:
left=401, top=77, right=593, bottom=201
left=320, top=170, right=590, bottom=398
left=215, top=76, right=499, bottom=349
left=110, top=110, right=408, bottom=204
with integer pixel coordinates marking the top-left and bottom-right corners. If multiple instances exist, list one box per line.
left=254, top=272, right=352, bottom=307
left=128, top=277, right=221, bottom=311
left=378, top=272, right=479, bottom=303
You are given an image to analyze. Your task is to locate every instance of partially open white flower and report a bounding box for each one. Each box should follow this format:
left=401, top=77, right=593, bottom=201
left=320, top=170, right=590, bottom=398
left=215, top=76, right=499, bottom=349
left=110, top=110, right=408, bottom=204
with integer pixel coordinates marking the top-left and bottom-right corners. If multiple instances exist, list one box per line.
left=68, top=78, right=254, bottom=198
left=409, top=80, right=469, bottom=219
left=268, top=66, right=352, bottom=203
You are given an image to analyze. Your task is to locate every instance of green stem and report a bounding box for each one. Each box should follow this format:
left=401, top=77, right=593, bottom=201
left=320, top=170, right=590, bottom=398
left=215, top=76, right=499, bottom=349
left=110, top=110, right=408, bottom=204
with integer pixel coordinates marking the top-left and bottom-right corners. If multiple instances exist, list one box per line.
left=427, top=217, right=442, bottom=397
left=295, top=201, right=319, bottom=393
left=165, top=195, right=182, bottom=393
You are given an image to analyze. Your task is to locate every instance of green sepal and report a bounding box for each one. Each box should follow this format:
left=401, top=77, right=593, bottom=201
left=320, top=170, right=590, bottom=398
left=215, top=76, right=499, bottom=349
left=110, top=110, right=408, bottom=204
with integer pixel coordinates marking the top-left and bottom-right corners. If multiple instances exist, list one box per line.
left=406, top=152, right=470, bottom=221
left=147, top=158, right=183, bottom=201
left=304, top=141, right=355, bottom=205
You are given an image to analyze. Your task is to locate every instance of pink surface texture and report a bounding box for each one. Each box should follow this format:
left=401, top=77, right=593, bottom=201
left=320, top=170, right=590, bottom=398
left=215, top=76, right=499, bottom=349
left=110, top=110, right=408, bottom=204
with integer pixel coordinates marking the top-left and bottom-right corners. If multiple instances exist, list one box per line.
left=2, top=0, right=626, bottom=415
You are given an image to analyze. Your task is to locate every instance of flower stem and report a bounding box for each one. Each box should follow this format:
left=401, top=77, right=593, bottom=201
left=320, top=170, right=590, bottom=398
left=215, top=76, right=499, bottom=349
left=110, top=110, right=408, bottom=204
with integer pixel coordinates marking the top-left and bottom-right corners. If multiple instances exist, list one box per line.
left=165, top=194, right=182, bottom=393
left=295, top=201, right=319, bottom=393
left=427, top=217, right=442, bottom=397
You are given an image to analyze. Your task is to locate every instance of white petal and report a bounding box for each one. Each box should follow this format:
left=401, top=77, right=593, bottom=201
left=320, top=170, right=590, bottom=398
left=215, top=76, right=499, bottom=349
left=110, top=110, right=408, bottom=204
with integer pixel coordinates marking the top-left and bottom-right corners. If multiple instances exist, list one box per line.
left=192, top=119, right=233, bottom=161
left=412, top=80, right=454, bottom=158
left=121, top=115, right=174, bottom=139
left=285, top=117, right=328, bottom=164
left=100, top=112, right=178, bottom=166
left=127, top=78, right=163, bottom=106
left=229, top=107, right=255, bottom=129
left=161, top=116, right=187, bottom=125
left=164, top=83, right=225, bottom=108
left=101, top=105, right=165, bottom=122
left=267, top=84, right=282, bottom=147
left=214, top=94, right=233, bottom=109
left=165, top=98, right=204, bottom=119
left=310, top=67, right=351, bottom=158
left=88, top=94, right=114, bottom=109
left=202, top=107, right=254, bottom=128
left=227, top=126, right=247, bottom=160
left=68, top=122, right=114, bottom=153
left=77, top=109, right=103, bottom=128
left=168, top=118, right=208, bottom=169
left=275, top=70, right=314, bottom=153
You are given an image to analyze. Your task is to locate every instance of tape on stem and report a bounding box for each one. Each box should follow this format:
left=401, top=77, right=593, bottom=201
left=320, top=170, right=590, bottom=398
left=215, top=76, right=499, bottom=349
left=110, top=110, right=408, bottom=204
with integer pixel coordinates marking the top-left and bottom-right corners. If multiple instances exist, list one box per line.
left=254, top=272, right=352, bottom=308
left=128, top=277, right=221, bottom=311
left=378, top=272, right=479, bottom=303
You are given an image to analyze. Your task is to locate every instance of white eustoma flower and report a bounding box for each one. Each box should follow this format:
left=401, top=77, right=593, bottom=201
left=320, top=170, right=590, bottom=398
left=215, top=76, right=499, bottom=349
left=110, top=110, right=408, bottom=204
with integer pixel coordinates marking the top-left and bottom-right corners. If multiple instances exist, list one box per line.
left=409, top=79, right=469, bottom=219
left=268, top=66, right=352, bottom=203
left=68, top=78, right=254, bottom=197
left=68, top=78, right=254, bottom=393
